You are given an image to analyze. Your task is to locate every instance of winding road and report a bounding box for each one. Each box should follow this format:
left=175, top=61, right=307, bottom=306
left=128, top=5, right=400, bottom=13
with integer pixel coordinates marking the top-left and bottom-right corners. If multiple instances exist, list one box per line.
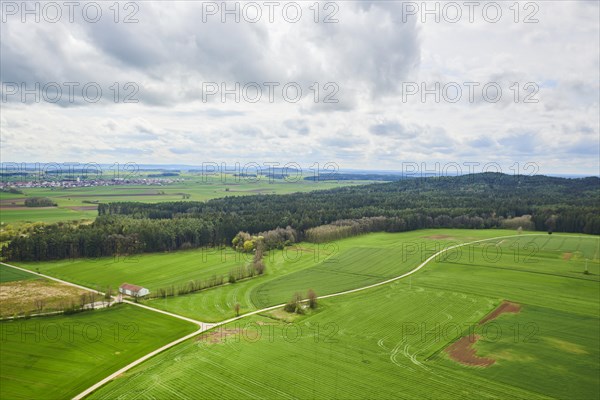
left=1, top=233, right=545, bottom=399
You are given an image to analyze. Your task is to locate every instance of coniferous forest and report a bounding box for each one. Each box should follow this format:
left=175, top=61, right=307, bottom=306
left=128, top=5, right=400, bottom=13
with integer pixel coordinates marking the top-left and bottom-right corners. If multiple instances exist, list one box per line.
left=3, top=173, right=599, bottom=261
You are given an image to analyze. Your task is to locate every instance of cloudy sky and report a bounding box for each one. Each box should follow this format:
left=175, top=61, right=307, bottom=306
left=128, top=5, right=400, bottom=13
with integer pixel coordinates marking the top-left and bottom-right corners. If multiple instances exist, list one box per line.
left=1, top=0, right=599, bottom=175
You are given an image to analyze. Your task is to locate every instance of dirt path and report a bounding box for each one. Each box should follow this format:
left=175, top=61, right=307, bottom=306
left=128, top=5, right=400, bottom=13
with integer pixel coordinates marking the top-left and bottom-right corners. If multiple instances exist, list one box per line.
left=0, top=262, right=205, bottom=328
left=0, top=233, right=568, bottom=399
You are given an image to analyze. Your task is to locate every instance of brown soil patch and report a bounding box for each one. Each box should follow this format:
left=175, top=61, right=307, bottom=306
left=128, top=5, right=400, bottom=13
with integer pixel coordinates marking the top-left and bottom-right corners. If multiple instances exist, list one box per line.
left=424, top=234, right=454, bottom=240
left=479, top=301, right=521, bottom=325
left=562, top=252, right=573, bottom=261
left=196, top=328, right=241, bottom=344
left=446, top=335, right=495, bottom=367
left=0, top=280, right=88, bottom=317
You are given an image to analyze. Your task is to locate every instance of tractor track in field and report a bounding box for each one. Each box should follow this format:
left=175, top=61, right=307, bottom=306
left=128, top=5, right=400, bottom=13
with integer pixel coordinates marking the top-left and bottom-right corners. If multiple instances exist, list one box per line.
left=0, top=233, right=583, bottom=399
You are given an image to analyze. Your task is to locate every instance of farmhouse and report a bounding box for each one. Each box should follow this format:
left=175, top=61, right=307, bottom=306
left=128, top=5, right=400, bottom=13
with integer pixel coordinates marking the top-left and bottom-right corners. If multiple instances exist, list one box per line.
left=119, top=283, right=150, bottom=297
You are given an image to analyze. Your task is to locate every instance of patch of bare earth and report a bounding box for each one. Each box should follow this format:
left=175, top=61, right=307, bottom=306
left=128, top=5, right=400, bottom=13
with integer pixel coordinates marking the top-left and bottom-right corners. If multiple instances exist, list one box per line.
left=479, top=301, right=522, bottom=325
left=562, top=252, right=573, bottom=261
left=445, top=335, right=496, bottom=367
left=445, top=301, right=522, bottom=367
left=196, top=328, right=241, bottom=344
left=0, top=280, right=87, bottom=317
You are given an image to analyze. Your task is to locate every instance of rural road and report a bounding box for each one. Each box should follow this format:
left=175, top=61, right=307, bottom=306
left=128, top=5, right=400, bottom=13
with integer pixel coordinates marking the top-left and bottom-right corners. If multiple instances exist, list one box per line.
left=0, top=261, right=206, bottom=327
left=1, top=233, right=547, bottom=399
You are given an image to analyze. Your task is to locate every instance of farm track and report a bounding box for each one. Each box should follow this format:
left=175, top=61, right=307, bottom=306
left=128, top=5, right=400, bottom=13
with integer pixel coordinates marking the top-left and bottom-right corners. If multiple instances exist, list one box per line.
left=0, top=233, right=590, bottom=399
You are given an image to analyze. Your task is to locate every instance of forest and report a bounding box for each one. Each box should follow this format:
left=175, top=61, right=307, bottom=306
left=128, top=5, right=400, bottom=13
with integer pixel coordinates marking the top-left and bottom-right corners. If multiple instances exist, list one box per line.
left=2, top=173, right=599, bottom=261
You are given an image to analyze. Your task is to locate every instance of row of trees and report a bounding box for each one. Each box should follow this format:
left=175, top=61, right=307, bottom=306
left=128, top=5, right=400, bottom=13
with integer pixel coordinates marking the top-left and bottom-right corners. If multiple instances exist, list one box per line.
left=24, top=197, right=56, bottom=207
left=147, top=252, right=265, bottom=301
left=3, top=173, right=599, bottom=261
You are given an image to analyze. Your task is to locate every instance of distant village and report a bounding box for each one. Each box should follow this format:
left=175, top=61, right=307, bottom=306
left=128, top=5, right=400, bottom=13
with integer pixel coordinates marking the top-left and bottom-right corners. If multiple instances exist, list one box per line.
left=0, top=177, right=182, bottom=190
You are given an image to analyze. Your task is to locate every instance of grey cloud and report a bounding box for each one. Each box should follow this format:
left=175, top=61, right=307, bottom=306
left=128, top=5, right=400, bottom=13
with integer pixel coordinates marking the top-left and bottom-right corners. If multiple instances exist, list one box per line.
left=498, top=132, right=538, bottom=154
left=370, top=122, right=417, bottom=138
left=284, top=119, right=310, bottom=135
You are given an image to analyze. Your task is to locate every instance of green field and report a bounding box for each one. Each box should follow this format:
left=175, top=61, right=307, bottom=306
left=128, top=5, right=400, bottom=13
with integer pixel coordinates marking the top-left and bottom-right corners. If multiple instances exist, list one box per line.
left=87, top=231, right=599, bottom=399
left=0, top=176, right=378, bottom=225
left=15, top=247, right=255, bottom=292
left=0, top=304, right=196, bottom=399
left=142, top=230, right=549, bottom=322
left=0, top=264, right=37, bottom=282
left=16, top=230, right=517, bottom=322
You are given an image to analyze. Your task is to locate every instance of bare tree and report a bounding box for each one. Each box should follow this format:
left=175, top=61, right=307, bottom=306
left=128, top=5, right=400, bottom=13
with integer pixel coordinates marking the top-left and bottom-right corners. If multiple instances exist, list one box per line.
left=79, top=294, right=86, bottom=308
left=253, top=260, right=266, bottom=275
left=88, top=292, right=97, bottom=309
left=105, top=286, right=113, bottom=303
left=307, top=289, right=317, bottom=309
left=33, top=298, right=45, bottom=313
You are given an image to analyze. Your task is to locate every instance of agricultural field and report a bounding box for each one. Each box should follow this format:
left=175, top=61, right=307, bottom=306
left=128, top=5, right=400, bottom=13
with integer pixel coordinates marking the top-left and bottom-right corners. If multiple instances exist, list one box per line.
left=88, top=231, right=600, bottom=399
left=0, top=304, right=196, bottom=400
left=0, top=264, right=90, bottom=318
left=15, top=246, right=251, bottom=293
left=16, top=229, right=514, bottom=322
left=143, top=230, right=548, bottom=322
left=0, top=263, right=36, bottom=283
left=0, top=175, right=378, bottom=225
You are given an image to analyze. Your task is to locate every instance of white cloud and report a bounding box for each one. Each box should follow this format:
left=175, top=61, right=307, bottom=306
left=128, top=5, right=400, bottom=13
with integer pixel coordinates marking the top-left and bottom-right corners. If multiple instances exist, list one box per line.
left=0, top=1, right=598, bottom=175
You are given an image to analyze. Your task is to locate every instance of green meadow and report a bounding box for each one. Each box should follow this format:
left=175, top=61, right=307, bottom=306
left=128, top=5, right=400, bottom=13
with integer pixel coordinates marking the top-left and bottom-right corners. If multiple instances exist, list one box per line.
left=17, top=229, right=515, bottom=322
left=15, top=247, right=249, bottom=292
left=0, top=304, right=196, bottom=400
left=0, top=264, right=36, bottom=283
left=88, top=231, right=600, bottom=399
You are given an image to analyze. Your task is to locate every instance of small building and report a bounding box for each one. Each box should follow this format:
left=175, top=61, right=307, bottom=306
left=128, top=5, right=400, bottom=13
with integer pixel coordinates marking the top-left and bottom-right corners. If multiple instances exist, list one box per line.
left=119, top=283, right=150, bottom=297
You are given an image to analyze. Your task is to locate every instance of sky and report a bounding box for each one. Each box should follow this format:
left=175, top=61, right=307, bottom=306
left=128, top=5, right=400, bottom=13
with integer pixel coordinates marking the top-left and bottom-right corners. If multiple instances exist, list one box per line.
left=1, top=0, right=599, bottom=176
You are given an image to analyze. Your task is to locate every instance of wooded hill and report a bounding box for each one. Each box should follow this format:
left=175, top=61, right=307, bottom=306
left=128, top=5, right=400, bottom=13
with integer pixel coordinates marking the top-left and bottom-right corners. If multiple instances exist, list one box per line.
left=3, top=173, right=599, bottom=261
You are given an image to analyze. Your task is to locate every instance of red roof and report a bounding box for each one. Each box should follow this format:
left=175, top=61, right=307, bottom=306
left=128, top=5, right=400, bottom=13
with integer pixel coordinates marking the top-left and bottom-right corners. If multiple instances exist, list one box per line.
left=119, top=283, right=145, bottom=292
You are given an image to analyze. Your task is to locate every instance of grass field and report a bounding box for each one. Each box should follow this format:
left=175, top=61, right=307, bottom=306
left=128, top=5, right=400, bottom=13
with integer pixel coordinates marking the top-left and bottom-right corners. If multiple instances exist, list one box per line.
left=15, top=247, right=251, bottom=292
left=142, top=230, right=537, bottom=322
left=0, top=264, right=37, bottom=282
left=18, top=230, right=598, bottom=323
left=15, top=230, right=518, bottom=322
left=0, top=304, right=196, bottom=399
left=88, top=231, right=599, bottom=399
left=0, top=176, right=378, bottom=225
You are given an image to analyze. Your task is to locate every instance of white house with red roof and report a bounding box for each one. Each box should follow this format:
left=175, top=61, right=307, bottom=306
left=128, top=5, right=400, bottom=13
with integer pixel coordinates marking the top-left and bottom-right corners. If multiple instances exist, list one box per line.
left=118, top=283, right=150, bottom=297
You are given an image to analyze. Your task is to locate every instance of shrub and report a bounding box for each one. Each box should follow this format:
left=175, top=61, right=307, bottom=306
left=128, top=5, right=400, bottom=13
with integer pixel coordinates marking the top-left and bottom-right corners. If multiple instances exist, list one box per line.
left=284, top=292, right=304, bottom=314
